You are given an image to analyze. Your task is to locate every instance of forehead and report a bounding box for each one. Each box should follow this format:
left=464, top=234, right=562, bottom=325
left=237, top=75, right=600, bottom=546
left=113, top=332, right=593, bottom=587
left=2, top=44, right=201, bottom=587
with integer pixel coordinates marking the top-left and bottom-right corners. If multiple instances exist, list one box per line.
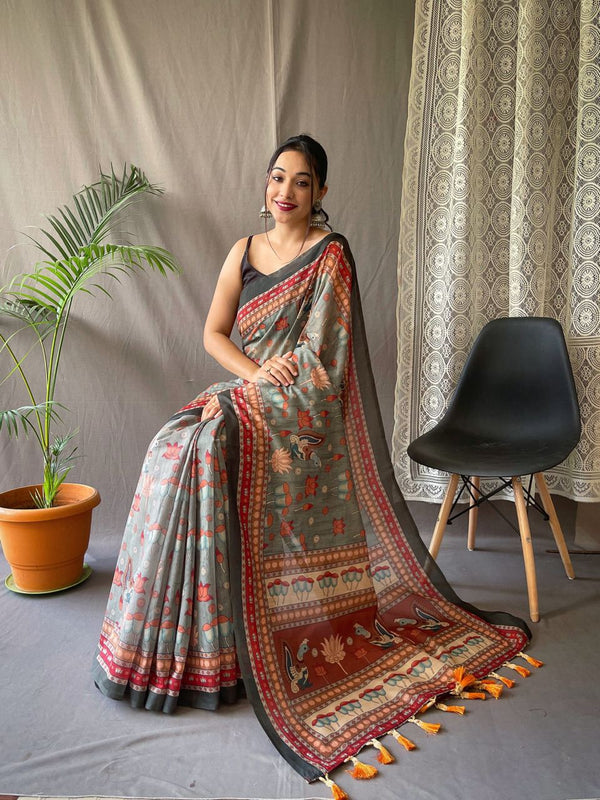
left=271, top=149, right=312, bottom=176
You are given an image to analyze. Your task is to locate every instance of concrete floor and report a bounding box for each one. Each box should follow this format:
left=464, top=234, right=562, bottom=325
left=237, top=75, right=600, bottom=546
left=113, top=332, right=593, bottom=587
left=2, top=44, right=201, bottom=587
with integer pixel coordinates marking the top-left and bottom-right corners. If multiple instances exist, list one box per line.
left=0, top=496, right=599, bottom=800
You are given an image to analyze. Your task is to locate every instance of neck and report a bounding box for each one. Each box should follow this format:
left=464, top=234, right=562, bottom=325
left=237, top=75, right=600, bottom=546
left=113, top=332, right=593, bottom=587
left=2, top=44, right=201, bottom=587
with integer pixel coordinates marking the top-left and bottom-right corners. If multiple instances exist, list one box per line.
left=271, top=220, right=311, bottom=247
left=265, top=220, right=313, bottom=262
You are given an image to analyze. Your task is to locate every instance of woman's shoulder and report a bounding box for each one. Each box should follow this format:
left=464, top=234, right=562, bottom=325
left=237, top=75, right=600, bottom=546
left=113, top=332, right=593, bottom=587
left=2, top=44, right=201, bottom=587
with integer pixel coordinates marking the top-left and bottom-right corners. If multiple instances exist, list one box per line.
left=229, top=236, right=252, bottom=256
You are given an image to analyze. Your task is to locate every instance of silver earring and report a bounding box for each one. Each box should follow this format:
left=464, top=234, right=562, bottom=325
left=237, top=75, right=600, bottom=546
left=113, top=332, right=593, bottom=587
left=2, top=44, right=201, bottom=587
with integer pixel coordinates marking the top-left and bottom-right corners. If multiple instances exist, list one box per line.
left=260, top=204, right=272, bottom=219
left=311, top=198, right=328, bottom=229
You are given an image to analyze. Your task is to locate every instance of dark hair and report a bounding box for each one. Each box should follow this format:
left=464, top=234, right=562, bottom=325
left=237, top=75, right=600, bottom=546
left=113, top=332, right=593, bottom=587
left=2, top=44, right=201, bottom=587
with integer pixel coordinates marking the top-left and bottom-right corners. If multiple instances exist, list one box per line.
left=265, top=134, right=330, bottom=227
left=266, top=133, right=328, bottom=190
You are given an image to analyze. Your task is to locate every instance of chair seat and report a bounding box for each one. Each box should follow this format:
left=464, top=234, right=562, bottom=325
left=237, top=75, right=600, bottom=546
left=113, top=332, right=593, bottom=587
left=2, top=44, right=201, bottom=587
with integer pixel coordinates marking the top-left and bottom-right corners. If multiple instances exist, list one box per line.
left=407, top=429, right=574, bottom=478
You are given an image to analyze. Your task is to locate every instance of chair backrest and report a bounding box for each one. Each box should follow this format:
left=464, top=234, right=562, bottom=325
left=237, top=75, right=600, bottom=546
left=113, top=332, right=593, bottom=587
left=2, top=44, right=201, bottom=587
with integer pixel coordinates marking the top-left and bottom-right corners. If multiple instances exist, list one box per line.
left=443, top=317, right=581, bottom=450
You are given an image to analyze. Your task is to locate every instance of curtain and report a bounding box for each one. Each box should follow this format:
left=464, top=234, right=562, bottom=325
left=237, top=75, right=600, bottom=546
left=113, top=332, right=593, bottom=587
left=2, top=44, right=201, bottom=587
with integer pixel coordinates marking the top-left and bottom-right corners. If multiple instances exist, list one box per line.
left=393, top=0, right=600, bottom=503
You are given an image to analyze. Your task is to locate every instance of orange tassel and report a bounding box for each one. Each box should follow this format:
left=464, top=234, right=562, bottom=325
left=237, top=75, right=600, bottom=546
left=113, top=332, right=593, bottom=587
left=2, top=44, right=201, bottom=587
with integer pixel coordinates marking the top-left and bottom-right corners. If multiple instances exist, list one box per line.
left=452, top=665, right=478, bottom=693
left=369, top=738, right=395, bottom=764
left=504, top=661, right=531, bottom=678
left=390, top=728, right=416, bottom=751
left=476, top=680, right=503, bottom=699
left=345, top=756, right=378, bottom=779
left=459, top=691, right=486, bottom=700
left=419, top=698, right=436, bottom=713
left=490, top=671, right=515, bottom=688
left=318, top=775, right=349, bottom=800
left=518, top=651, right=544, bottom=668
left=436, top=702, right=465, bottom=715
left=408, top=716, right=441, bottom=734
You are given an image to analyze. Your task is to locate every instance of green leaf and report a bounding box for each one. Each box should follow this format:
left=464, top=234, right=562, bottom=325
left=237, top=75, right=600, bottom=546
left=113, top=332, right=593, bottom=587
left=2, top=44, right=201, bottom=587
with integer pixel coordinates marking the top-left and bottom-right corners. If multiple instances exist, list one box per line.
left=1, top=164, right=180, bottom=500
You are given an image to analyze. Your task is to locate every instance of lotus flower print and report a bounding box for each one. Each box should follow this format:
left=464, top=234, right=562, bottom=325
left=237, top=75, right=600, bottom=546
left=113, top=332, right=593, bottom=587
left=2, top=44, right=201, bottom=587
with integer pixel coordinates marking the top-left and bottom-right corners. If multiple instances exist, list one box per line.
left=310, top=365, right=332, bottom=389
left=320, top=634, right=348, bottom=675
left=271, top=447, right=293, bottom=473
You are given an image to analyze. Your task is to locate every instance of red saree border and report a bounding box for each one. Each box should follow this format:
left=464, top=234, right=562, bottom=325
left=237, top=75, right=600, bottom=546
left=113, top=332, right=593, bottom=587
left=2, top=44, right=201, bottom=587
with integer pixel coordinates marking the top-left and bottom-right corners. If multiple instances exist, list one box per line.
left=219, top=234, right=531, bottom=782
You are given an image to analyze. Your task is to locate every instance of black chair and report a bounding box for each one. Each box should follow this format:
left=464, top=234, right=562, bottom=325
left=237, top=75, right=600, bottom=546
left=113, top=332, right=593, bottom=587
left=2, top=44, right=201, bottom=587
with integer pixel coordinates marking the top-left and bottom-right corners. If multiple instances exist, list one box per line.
left=407, top=317, right=581, bottom=622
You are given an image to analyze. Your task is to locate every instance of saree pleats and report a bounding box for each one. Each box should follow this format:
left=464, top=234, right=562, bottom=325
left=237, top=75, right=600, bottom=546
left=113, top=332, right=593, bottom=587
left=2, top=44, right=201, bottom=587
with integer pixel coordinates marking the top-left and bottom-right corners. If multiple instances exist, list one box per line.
left=94, top=407, right=241, bottom=711
left=94, top=233, right=530, bottom=778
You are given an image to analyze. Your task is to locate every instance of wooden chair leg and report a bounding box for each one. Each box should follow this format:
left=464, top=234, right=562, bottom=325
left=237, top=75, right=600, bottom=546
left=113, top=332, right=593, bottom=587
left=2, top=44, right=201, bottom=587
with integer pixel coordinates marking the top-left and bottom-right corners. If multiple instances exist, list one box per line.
left=512, top=476, right=539, bottom=623
left=467, top=476, right=480, bottom=551
left=534, top=472, right=575, bottom=580
left=429, top=473, right=459, bottom=559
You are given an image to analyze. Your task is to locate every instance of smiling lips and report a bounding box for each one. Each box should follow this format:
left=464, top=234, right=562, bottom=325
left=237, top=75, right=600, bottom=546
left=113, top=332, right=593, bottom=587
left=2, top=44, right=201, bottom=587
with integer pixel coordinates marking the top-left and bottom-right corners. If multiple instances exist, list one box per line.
left=274, top=201, right=297, bottom=212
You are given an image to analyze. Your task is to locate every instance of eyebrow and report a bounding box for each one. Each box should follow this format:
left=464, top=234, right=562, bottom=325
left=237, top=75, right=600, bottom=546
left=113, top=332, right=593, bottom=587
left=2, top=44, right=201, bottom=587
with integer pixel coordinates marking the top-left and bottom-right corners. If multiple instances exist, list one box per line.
left=271, top=166, right=312, bottom=178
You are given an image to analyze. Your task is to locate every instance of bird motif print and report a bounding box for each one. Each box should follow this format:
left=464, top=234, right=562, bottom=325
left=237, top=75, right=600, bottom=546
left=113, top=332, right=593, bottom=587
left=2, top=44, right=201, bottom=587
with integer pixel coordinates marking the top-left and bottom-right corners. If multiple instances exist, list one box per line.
left=283, top=641, right=312, bottom=694
left=353, top=618, right=400, bottom=649
left=289, top=431, right=325, bottom=467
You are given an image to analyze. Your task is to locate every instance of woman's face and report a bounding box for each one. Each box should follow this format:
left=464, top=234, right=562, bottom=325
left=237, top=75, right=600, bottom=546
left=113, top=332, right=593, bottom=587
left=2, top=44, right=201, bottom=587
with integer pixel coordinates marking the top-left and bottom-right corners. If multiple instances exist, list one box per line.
left=265, top=149, right=325, bottom=227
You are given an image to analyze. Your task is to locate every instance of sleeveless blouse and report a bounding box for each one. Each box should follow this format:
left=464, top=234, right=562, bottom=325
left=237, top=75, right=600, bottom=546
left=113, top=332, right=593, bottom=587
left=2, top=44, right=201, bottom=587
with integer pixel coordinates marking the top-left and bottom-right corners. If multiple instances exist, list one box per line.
left=241, top=235, right=259, bottom=287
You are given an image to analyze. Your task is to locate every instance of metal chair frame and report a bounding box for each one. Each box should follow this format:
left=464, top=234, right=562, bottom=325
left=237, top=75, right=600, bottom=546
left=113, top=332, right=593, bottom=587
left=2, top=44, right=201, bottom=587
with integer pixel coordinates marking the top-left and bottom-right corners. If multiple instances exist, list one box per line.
left=445, top=475, right=549, bottom=535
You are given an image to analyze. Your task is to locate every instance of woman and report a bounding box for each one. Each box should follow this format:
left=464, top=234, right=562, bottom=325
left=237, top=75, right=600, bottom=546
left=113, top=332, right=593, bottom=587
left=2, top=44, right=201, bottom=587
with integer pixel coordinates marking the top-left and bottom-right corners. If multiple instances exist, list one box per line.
left=93, top=135, right=532, bottom=785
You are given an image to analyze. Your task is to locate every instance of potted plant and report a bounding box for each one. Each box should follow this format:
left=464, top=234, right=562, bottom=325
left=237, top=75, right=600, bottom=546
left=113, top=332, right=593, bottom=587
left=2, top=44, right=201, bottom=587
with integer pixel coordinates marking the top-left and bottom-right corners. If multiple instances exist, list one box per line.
left=0, top=165, right=180, bottom=593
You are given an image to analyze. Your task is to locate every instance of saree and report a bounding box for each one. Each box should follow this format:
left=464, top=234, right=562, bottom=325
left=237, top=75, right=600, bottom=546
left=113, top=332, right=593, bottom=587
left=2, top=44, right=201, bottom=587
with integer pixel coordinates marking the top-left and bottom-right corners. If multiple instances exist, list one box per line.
left=93, top=233, right=532, bottom=782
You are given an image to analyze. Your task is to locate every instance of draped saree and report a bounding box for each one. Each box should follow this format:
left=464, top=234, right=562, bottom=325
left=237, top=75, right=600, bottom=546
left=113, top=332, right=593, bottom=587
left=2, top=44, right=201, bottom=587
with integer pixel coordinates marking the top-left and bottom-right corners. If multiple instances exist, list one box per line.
left=93, top=233, right=531, bottom=781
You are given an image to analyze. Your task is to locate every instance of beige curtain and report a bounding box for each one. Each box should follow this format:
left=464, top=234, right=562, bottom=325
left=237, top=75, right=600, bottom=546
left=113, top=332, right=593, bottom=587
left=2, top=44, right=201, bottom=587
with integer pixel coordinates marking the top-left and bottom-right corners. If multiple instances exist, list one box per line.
left=393, top=0, right=600, bottom=503
left=0, top=0, right=415, bottom=533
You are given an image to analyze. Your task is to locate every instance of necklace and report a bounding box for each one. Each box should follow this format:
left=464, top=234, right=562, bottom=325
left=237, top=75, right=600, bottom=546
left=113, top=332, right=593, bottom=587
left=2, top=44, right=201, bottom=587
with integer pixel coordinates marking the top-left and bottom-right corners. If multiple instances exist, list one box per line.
left=265, top=228, right=310, bottom=264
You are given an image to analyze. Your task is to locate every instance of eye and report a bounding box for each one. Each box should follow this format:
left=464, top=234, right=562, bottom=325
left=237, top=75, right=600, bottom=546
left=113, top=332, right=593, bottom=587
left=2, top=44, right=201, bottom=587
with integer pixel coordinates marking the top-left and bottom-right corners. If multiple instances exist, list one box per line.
left=271, top=174, right=283, bottom=182
left=297, top=180, right=310, bottom=188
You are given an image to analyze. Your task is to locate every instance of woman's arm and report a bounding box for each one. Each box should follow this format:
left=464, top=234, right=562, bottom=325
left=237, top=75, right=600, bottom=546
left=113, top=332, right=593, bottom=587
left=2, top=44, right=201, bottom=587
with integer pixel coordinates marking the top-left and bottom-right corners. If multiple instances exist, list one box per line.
left=203, top=238, right=261, bottom=383
left=203, top=238, right=298, bottom=384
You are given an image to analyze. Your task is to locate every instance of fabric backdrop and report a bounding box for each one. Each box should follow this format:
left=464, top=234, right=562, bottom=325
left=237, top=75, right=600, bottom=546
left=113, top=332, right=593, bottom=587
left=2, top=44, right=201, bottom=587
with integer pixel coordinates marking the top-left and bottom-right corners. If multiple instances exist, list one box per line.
left=0, top=0, right=415, bottom=535
left=394, top=0, right=600, bottom=503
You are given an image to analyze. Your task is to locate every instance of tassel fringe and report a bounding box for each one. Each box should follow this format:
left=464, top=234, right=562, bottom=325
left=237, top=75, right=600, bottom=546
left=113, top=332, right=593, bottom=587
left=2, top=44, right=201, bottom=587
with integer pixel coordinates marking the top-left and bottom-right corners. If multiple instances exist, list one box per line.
left=419, top=698, right=436, bottom=713
left=369, top=738, right=395, bottom=764
left=322, top=656, right=542, bottom=790
left=452, top=665, right=478, bottom=694
left=458, top=690, right=486, bottom=700
left=345, top=755, right=378, bottom=779
left=319, top=775, right=349, bottom=800
left=490, top=671, right=516, bottom=688
left=436, top=702, right=465, bottom=714
left=475, top=680, right=503, bottom=699
left=504, top=661, right=531, bottom=678
left=408, top=715, right=441, bottom=735
left=390, top=728, right=417, bottom=751
left=518, top=651, right=544, bottom=668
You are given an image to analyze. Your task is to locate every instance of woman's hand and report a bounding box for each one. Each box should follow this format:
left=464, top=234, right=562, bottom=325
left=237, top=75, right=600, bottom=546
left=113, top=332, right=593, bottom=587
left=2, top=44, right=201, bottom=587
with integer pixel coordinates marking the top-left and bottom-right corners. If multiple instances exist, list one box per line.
left=201, top=394, right=223, bottom=422
left=255, top=351, right=298, bottom=386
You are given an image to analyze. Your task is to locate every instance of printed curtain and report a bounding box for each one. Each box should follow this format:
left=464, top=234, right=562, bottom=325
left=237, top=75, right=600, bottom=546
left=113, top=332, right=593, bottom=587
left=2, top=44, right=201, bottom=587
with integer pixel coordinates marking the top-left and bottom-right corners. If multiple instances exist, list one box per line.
left=393, top=0, right=600, bottom=502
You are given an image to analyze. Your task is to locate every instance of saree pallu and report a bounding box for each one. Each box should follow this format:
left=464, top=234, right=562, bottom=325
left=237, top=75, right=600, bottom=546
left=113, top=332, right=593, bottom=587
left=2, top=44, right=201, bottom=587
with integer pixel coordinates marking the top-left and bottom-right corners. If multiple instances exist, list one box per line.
left=93, top=233, right=531, bottom=781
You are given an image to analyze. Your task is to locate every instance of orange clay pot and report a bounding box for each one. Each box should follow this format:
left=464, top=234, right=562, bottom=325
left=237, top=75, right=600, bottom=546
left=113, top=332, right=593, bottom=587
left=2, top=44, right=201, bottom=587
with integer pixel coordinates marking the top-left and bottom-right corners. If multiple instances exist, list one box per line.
left=0, top=483, right=100, bottom=592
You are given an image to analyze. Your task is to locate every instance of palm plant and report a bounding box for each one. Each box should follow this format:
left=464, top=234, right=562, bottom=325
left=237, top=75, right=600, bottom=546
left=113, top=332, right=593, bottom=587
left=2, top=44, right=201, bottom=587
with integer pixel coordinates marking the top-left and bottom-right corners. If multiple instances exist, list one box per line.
left=0, top=165, right=180, bottom=508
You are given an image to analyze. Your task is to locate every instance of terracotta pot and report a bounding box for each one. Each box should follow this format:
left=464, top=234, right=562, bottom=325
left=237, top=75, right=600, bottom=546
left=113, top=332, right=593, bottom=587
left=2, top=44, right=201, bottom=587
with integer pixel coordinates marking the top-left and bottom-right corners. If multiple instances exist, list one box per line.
left=0, top=483, right=101, bottom=592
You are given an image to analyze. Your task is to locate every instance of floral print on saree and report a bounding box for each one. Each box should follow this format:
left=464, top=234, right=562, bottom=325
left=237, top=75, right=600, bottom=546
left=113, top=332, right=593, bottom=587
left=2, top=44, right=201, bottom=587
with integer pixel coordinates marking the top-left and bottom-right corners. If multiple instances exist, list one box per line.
left=93, top=234, right=531, bottom=781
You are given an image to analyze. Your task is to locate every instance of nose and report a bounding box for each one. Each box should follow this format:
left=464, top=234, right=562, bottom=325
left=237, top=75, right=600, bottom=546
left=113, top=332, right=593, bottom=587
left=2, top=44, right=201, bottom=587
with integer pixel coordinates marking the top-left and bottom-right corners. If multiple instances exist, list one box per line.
left=280, top=179, right=294, bottom=198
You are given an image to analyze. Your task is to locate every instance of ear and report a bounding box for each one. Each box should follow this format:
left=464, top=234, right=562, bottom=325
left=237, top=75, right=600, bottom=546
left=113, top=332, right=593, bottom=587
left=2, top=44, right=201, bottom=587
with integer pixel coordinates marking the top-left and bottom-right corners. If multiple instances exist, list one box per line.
left=318, top=185, right=328, bottom=203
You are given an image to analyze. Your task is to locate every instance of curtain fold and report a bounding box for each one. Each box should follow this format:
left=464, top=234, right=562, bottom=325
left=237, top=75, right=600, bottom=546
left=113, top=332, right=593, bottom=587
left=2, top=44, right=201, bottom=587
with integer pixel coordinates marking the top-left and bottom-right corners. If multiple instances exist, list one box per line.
left=394, top=0, right=600, bottom=502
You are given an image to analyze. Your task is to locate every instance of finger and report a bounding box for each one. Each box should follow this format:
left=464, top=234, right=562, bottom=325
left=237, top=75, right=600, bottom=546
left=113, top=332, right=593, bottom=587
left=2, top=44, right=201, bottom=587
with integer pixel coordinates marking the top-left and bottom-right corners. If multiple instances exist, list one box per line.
left=264, top=371, right=280, bottom=385
left=274, top=355, right=298, bottom=374
left=272, top=361, right=297, bottom=384
left=267, top=365, right=292, bottom=385
left=282, top=351, right=299, bottom=368
left=202, top=405, right=223, bottom=422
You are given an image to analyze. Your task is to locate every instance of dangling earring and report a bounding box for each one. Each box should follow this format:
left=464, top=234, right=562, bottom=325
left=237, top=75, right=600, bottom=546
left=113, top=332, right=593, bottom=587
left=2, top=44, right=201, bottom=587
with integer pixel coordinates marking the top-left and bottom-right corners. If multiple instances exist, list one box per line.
left=260, top=204, right=272, bottom=220
left=311, top=198, right=328, bottom=230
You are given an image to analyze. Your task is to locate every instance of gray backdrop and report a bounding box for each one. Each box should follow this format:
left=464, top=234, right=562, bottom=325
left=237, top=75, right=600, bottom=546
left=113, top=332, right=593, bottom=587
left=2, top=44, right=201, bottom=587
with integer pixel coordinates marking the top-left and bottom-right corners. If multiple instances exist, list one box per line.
left=0, top=0, right=415, bottom=535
